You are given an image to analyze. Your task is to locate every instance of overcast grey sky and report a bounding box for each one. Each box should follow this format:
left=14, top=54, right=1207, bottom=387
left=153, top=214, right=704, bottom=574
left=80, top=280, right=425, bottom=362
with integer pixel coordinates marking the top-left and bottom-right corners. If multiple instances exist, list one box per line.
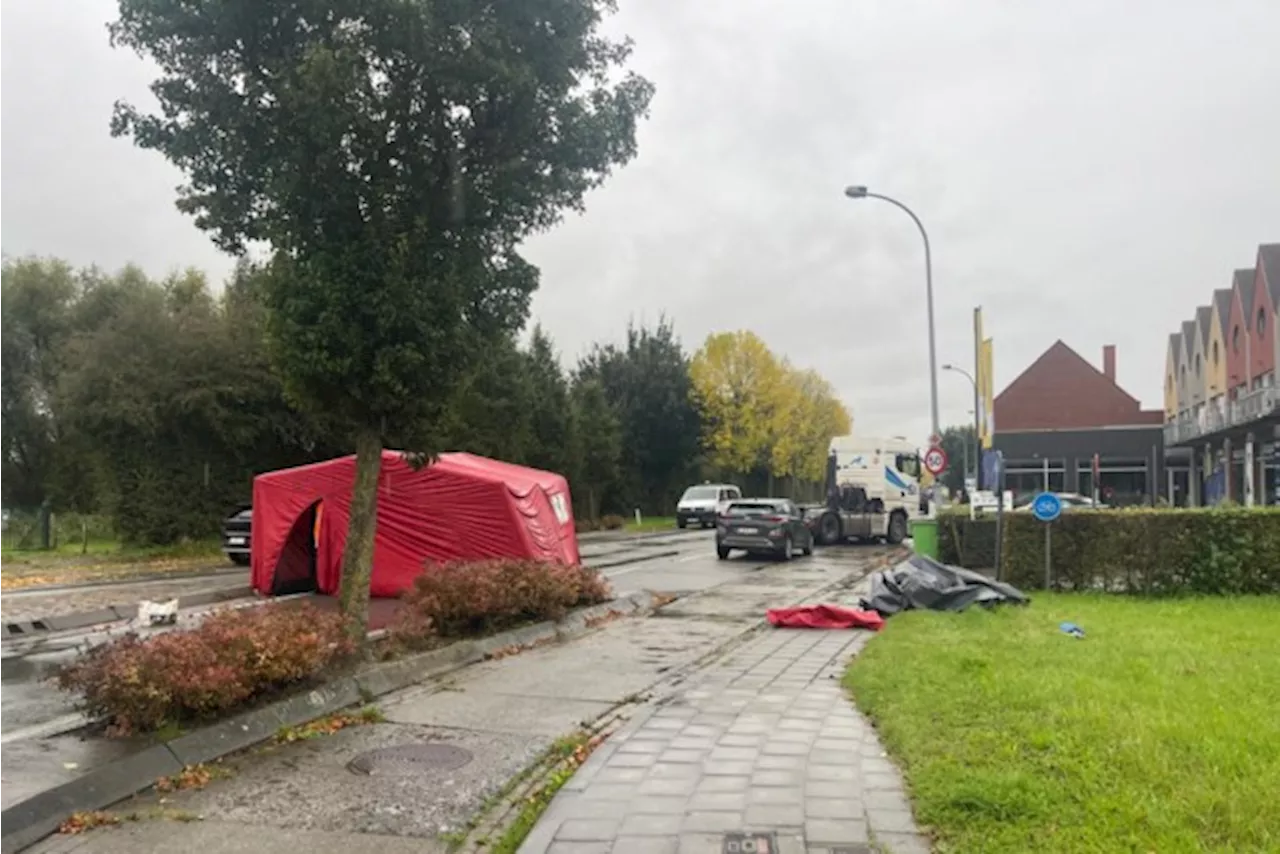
left=3, top=0, right=1279, bottom=441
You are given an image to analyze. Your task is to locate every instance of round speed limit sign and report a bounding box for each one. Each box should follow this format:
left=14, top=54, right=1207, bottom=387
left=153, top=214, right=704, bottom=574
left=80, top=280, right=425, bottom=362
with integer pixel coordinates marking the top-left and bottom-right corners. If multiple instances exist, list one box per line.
left=923, top=445, right=948, bottom=476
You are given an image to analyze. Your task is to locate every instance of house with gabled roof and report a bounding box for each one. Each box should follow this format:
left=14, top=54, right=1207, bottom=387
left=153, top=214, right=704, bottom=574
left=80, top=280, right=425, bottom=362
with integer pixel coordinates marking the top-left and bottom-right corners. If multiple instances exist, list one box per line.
left=1248, top=245, right=1278, bottom=388
left=992, top=340, right=1164, bottom=505
left=1163, top=331, right=1182, bottom=422
left=1178, top=319, right=1197, bottom=420
left=1206, top=289, right=1232, bottom=421
left=1191, top=305, right=1212, bottom=419
left=1164, top=244, right=1279, bottom=508
left=1263, top=244, right=1280, bottom=382
left=1226, top=268, right=1255, bottom=397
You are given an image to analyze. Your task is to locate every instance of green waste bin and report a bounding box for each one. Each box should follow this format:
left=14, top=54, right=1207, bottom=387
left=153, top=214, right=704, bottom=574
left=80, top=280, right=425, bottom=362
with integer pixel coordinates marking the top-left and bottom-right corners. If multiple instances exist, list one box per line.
left=909, top=518, right=938, bottom=559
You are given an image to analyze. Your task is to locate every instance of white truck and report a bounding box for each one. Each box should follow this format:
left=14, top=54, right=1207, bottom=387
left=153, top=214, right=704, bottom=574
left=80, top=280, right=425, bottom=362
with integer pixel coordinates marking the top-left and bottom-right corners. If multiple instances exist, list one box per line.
left=803, top=435, right=926, bottom=546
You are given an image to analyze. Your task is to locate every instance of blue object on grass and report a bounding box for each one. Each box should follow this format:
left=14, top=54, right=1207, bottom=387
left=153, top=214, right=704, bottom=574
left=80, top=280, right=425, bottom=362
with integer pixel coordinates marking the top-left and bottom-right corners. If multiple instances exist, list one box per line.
left=1059, top=621, right=1085, bottom=638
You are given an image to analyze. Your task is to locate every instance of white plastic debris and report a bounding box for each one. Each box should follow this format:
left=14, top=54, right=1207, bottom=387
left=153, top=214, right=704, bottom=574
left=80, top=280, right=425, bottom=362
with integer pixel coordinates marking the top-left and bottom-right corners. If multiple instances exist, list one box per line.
left=136, top=598, right=180, bottom=627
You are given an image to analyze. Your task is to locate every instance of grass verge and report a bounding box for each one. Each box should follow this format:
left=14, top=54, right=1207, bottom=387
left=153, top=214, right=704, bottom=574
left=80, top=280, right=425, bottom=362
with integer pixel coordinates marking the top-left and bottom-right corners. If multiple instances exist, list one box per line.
left=1, top=537, right=225, bottom=590
left=845, top=594, right=1280, bottom=853
left=485, top=732, right=595, bottom=854
left=443, top=729, right=600, bottom=853
left=627, top=515, right=677, bottom=532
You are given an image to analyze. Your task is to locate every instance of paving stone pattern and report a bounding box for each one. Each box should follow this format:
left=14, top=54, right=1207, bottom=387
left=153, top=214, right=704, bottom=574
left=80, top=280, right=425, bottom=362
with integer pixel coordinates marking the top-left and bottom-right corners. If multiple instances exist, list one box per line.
left=521, top=628, right=930, bottom=854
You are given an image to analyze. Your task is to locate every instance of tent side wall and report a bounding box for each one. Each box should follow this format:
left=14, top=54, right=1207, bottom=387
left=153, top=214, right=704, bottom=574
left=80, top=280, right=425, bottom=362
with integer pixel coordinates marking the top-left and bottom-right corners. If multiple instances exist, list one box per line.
left=254, top=451, right=582, bottom=599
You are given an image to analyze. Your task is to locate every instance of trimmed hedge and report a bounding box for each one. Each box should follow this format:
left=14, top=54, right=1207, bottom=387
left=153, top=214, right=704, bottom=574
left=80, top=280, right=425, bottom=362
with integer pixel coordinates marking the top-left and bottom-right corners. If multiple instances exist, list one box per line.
left=939, top=508, right=1280, bottom=595
left=938, top=511, right=998, bottom=569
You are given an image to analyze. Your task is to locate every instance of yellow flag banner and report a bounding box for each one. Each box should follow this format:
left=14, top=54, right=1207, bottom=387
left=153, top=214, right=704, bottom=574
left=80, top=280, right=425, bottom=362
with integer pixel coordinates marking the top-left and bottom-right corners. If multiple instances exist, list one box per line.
left=980, top=337, right=994, bottom=449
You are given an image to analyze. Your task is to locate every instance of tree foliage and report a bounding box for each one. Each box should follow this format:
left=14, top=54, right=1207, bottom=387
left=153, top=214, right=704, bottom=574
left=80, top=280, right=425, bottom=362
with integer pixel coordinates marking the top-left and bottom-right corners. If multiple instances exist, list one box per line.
left=938, top=424, right=977, bottom=495
left=578, top=319, right=701, bottom=513
left=107, top=0, right=654, bottom=630
left=689, top=331, right=784, bottom=475
left=771, top=368, right=852, bottom=483
left=690, top=331, right=850, bottom=485
left=2, top=256, right=860, bottom=542
left=1, top=258, right=78, bottom=509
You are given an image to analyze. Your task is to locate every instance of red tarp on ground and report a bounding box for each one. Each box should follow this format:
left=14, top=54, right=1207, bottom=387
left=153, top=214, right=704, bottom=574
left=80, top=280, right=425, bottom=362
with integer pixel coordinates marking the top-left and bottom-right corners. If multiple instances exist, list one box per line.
left=766, top=605, right=885, bottom=631
left=250, top=451, right=580, bottom=598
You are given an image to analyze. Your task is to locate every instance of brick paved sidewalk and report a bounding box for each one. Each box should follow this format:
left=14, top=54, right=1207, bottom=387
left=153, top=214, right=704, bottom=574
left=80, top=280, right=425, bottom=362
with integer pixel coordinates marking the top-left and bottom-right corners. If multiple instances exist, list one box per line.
left=518, top=628, right=929, bottom=854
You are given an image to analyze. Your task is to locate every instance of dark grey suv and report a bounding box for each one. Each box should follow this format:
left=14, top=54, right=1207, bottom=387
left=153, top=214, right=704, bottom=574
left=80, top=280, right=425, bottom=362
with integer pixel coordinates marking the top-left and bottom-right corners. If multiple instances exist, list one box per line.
left=716, top=498, right=814, bottom=561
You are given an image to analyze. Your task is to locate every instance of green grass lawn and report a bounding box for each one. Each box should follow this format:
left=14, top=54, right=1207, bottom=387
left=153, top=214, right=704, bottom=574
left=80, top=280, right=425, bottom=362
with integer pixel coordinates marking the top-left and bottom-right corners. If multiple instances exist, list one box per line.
left=845, top=595, right=1280, bottom=854
left=626, top=515, right=677, bottom=532
left=1, top=536, right=222, bottom=564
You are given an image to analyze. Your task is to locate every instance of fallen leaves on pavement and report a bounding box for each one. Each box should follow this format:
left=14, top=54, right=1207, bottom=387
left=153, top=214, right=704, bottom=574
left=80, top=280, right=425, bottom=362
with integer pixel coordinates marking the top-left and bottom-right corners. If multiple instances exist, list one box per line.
left=154, top=763, right=232, bottom=793
left=57, top=811, right=121, bottom=834
left=274, top=706, right=385, bottom=744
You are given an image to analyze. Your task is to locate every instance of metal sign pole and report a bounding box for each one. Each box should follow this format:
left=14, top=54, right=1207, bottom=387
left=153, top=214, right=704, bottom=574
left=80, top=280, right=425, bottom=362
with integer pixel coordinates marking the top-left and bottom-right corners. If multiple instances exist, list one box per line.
left=1031, top=489, right=1062, bottom=590
left=994, top=454, right=1004, bottom=581
left=1044, top=522, right=1051, bottom=590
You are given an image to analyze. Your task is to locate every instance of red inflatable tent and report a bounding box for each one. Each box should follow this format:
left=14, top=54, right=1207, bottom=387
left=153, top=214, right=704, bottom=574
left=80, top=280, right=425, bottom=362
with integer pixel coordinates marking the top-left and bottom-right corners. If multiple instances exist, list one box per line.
left=250, top=451, right=580, bottom=598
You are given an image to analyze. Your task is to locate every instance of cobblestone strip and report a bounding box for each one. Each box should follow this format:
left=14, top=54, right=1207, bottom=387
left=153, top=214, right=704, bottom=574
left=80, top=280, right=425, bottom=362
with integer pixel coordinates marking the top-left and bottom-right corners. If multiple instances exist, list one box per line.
left=521, top=628, right=930, bottom=854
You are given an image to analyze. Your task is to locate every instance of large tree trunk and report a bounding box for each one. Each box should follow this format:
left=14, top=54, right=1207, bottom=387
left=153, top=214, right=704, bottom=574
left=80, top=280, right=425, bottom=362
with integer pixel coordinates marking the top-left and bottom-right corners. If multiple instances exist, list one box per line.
left=338, top=428, right=383, bottom=642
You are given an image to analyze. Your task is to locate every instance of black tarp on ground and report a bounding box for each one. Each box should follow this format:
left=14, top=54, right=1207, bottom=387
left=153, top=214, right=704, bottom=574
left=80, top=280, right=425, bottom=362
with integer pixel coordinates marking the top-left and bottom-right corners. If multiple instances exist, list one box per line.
left=861, top=553, right=1030, bottom=616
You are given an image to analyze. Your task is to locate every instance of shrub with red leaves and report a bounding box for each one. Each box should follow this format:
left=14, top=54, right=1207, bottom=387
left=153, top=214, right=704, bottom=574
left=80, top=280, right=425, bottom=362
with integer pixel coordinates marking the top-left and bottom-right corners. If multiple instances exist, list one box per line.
left=394, top=559, right=612, bottom=638
left=55, top=603, right=354, bottom=736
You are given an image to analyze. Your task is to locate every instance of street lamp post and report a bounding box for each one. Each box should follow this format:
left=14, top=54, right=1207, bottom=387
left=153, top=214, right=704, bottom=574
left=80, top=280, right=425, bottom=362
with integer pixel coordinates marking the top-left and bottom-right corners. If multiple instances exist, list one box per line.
left=943, top=363, right=982, bottom=489
left=843, top=185, right=940, bottom=442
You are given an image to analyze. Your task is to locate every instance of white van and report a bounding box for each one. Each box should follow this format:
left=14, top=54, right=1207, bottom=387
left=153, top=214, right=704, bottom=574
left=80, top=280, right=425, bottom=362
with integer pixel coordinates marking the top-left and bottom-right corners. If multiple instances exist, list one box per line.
left=676, top=483, right=742, bottom=528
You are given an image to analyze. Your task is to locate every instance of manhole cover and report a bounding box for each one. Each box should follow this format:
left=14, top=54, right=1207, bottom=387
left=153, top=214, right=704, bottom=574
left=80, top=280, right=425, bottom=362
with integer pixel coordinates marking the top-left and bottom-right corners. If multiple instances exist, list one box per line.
left=347, top=743, right=474, bottom=776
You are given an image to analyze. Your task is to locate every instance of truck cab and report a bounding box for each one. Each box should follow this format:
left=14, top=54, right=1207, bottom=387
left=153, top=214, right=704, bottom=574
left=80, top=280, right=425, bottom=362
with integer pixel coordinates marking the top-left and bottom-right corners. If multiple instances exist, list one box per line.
left=804, top=435, right=924, bottom=545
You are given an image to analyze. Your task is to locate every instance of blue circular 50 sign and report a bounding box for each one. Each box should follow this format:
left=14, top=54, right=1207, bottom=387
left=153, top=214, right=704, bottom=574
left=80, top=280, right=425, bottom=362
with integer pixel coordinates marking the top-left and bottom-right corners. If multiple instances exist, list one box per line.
left=1031, top=491, right=1063, bottom=523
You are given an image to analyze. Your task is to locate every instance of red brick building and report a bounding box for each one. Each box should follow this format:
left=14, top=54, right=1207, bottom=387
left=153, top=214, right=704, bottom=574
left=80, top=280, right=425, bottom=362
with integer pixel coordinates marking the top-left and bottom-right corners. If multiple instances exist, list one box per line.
left=992, top=341, right=1170, bottom=504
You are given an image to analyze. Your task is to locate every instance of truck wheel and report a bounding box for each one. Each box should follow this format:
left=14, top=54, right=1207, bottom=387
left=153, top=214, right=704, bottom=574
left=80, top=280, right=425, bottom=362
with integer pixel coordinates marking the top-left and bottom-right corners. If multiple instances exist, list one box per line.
left=887, top=512, right=907, bottom=545
left=819, top=513, right=841, bottom=546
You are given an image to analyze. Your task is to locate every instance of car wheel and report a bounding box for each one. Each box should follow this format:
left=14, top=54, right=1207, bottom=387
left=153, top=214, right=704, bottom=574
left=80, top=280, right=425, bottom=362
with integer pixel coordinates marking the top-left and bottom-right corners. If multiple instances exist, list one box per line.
left=887, top=512, right=907, bottom=545
left=677, top=517, right=687, bottom=529
left=779, top=534, right=793, bottom=561
left=230, top=553, right=250, bottom=567
left=819, top=513, right=841, bottom=545
left=717, top=546, right=730, bottom=560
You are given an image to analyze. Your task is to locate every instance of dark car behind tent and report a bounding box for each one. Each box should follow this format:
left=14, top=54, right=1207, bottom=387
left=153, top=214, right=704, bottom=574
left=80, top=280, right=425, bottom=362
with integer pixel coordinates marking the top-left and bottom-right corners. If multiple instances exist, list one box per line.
left=250, top=451, right=579, bottom=598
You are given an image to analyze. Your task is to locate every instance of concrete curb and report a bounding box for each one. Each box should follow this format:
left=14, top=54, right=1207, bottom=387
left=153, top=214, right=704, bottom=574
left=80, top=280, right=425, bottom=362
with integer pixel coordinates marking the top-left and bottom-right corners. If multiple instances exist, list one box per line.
left=0, top=591, right=656, bottom=854
left=588, top=549, right=680, bottom=570
left=576, top=527, right=702, bottom=544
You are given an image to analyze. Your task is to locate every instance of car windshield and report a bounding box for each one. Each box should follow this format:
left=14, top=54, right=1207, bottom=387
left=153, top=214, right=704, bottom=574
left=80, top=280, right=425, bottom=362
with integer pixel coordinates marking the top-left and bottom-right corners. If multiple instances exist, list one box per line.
left=681, top=486, right=719, bottom=501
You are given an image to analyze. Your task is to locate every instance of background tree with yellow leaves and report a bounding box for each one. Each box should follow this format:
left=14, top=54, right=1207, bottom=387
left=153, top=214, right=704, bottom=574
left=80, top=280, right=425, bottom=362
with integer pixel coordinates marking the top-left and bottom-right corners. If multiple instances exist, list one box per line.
left=771, top=368, right=852, bottom=490
left=689, top=331, right=784, bottom=475
left=690, top=331, right=850, bottom=496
